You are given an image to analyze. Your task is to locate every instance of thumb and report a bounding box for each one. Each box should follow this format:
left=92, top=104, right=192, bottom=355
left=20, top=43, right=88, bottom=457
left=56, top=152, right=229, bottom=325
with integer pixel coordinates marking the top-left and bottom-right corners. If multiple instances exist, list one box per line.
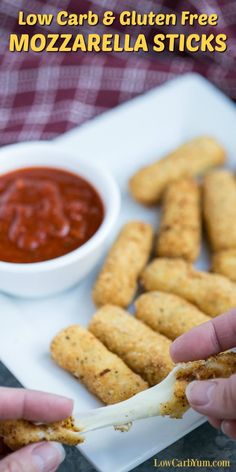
left=186, top=374, right=236, bottom=419
left=0, top=442, right=65, bottom=472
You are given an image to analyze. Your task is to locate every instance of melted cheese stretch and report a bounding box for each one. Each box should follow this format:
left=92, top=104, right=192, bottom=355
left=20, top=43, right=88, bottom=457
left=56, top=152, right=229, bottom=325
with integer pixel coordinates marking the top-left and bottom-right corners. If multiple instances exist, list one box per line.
left=75, top=367, right=178, bottom=433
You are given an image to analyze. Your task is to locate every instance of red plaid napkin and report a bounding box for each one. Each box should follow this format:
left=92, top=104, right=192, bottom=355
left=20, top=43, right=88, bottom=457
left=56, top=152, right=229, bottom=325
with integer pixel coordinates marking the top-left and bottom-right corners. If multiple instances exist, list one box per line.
left=0, top=0, right=236, bottom=145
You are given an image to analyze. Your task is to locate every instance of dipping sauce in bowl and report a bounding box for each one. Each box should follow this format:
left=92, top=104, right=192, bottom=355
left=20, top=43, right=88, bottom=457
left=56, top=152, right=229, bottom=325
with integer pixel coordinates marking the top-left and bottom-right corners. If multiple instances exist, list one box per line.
left=0, top=167, right=104, bottom=263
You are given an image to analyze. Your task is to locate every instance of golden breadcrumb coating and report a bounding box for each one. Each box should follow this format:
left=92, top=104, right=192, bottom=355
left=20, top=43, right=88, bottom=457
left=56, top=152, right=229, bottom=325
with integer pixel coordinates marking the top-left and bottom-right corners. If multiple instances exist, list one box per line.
left=51, top=324, right=148, bottom=405
left=156, top=178, right=201, bottom=262
left=0, top=416, right=83, bottom=451
left=212, top=249, right=236, bottom=282
left=89, top=305, right=173, bottom=386
left=141, top=258, right=236, bottom=317
left=93, top=221, right=154, bottom=307
left=135, top=292, right=210, bottom=340
left=129, top=136, right=226, bottom=205
left=160, top=352, right=236, bottom=418
left=203, top=170, right=236, bottom=251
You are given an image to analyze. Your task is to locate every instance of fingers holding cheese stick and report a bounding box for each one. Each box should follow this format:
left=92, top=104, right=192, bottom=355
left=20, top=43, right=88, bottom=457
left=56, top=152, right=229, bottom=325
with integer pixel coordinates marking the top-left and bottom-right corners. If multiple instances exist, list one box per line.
left=129, top=136, right=226, bottom=205
left=2, top=352, right=236, bottom=451
left=160, top=352, right=236, bottom=420
left=0, top=388, right=73, bottom=469
left=171, top=309, right=236, bottom=436
left=93, top=221, right=153, bottom=307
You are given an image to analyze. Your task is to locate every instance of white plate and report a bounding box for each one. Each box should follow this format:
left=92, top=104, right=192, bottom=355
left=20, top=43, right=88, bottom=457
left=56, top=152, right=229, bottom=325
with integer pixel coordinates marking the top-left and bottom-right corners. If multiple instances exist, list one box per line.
left=1, top=73, right=236, bottom=472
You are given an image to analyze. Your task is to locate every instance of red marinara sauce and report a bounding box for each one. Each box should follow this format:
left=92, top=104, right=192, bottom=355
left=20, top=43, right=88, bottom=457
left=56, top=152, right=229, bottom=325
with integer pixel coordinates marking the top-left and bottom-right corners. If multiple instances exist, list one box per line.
left=0, top=167, right=104, bottom=263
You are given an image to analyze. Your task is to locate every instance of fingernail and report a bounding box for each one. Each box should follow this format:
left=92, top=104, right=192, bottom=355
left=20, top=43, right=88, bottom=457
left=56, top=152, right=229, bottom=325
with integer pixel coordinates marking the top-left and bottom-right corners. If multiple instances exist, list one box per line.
left=221, top=420, right=229, bottom=435
left=58, top=396, right=73, bottom=405
left=186, top=381, right=216, bottom=406
left=32, top=442, right=65, bottom=472
left=53, top=396, right=74, bottom=410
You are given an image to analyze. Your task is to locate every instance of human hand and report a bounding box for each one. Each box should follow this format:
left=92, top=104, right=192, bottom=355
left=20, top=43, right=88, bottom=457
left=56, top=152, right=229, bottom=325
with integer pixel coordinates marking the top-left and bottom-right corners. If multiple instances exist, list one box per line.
left=170, top=309, right=236, bottom=438
left=0, top=387, right=73, bottom=472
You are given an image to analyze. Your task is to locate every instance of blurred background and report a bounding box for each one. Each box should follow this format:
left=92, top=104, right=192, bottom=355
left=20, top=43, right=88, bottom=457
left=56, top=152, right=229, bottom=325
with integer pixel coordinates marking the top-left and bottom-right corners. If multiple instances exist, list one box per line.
left=0, top=0, right=236, bottom=145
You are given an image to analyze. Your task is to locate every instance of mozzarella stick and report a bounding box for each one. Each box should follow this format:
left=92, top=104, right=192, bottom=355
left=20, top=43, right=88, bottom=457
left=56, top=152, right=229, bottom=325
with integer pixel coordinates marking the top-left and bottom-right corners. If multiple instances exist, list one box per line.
left=203, top=170, right=236, bottom=251
left=135, top=292, right=210, bottom=340
left=212, top=249, right=236, bottom=282
left=156, top=178, right=201, bottom=261
left=89, top=305, right=173, bottom=386
left=141, top=258, right=236, bottom=317
left=129, top=136, right=226, bottom=205
left=51, top=325, right=148, bottom=405
left=0, top=417, right=84, bottom=451
left=160, top=352, right=236, bottom=418
left=93, top=221, right=154, bottom=307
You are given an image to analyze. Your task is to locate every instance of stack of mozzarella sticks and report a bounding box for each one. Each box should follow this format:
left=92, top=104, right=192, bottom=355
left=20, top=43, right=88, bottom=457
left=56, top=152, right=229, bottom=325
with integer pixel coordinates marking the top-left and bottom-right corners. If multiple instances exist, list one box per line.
left=51, top=135, right=236, bottom=404
left=4, top=135, right=236, bottom=451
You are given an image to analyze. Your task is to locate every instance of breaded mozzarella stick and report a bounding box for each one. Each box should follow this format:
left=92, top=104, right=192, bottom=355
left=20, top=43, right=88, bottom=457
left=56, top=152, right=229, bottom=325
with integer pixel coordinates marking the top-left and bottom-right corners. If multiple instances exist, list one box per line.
left=51, top=325, right=148, bottom=405
left=135, top=292, right=210, bottom=340
left=160, top=352, right=236, bottom=418
left=141, top=258, right=236, bottom=317
left=212, top=249, right=236, bottom=282
left=156, top=178, right=201, bottom=261
left=203, top=170, right=236, bottom=251
left=0, top=417, right=84, bottom=450
left=129, top=136, right=226, bottom=205
left=93, top=221, right=153, bottom=307
left=89, top=305, right=173, bottom=386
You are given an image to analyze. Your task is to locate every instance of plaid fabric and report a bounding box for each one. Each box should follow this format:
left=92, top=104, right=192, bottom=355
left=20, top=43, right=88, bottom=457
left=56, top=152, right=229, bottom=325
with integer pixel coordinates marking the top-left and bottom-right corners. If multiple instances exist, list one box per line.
left=0, top=0, right=236, bottom=145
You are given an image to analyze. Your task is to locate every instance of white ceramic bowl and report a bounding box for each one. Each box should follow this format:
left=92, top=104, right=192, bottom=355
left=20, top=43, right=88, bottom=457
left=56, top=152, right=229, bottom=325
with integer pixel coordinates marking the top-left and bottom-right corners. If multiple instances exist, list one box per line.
left=0, top=141, right=120, bottom=298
